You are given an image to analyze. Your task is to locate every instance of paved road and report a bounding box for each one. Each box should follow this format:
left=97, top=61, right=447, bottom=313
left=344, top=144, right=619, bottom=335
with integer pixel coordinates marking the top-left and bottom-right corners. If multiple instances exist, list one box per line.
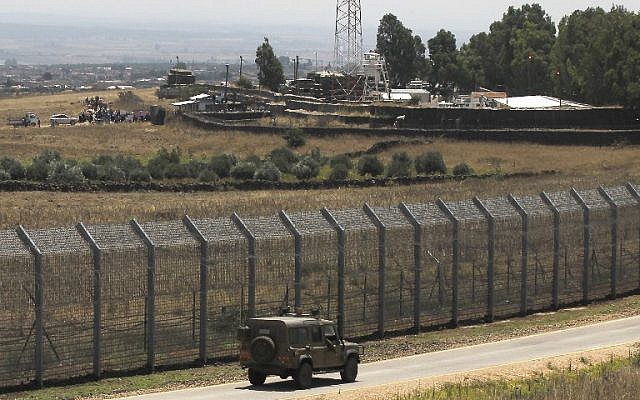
left=123, top=316, right=640, bottom=400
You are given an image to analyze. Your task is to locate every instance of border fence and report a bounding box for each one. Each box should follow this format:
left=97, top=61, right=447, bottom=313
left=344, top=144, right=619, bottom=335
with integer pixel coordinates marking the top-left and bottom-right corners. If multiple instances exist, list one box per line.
left=1, top=184, right=639, bottom=389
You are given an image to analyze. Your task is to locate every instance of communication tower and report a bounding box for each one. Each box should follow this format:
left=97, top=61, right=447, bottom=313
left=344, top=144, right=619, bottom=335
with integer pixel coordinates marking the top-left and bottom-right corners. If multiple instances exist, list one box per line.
left=334, top=0, right=363, bottom=75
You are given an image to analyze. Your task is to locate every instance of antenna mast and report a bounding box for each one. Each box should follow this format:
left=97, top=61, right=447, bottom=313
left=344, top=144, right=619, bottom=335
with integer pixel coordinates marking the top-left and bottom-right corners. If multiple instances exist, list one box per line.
left=334, top=0, right=363, bottom=74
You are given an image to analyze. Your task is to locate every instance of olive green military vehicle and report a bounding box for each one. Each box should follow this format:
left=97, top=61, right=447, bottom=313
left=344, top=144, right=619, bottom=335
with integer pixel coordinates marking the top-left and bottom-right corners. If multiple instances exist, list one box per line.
left=238, top=311, right=364, bottom=389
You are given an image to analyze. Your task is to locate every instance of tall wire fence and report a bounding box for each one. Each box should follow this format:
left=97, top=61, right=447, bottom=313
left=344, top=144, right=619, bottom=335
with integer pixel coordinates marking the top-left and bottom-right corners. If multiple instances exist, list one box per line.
left=0, top=184, right=639, bottom=389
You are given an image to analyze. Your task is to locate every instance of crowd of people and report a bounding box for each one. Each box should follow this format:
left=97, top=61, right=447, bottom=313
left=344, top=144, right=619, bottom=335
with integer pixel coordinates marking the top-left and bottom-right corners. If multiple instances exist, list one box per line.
left=80, top=96, right=150, bottom=124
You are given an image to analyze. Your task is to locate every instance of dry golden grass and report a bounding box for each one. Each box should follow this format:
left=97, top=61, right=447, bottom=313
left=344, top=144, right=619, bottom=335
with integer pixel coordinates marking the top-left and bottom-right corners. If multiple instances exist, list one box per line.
left=0, top=88, right=637, bottom=229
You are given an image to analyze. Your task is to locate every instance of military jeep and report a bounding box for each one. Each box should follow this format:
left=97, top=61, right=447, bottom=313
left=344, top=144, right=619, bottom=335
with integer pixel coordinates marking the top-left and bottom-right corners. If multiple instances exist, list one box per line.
left=238, top=311, right=364, bottom=389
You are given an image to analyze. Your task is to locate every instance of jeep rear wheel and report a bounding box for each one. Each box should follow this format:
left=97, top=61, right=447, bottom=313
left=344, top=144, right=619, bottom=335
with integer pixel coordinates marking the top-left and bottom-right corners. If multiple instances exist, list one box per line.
left=294, top=362, right=313, bottom=389
left=250, top=336, right=276, bottom=364
left=248, top=368, right=267, bottom=386
left=340, top=356, right=358, bottom=383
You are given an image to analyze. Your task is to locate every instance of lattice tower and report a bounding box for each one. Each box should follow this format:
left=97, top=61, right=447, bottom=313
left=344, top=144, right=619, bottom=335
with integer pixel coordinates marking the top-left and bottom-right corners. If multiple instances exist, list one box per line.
left=334, top=0, right=363, bottom=75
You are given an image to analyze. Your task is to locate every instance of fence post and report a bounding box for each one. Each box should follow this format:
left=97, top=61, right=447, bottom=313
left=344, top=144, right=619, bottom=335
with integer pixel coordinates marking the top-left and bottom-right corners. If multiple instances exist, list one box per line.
left=76, top=223, right=102, bottom=379
left=182, top=216, right=209, bottom=366
left=363, top=204, right=386, bottom=338
left=130, top=219, right=156, bottom=373
left=570, top=188, right=591, bottom=304
left=232, top=213, right=256, bottom=318
left=279, top=211, right=302, bottom=309
left=16, top=226, right=44, bottom=388
left=473, top=197, right=496, bottom=323
left=541, top=192, right=561, bottom=310
left=507, top=195, right=529, bottom=317
left=437, top=199, right=459, bottom=327
left=321, top=208, right=346, bottom=338
left=598, top=188, right=619, bottom=299
left=399, top=203, right=422, bottom=332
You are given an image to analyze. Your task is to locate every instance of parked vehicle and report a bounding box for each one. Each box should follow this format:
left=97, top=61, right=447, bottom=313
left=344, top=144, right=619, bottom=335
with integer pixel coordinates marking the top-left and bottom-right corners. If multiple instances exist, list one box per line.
left=238, top=309, right=364, bottom=389
left=7, top=112, right=39, bottom=127
left=50, top=113, right=78, bottom=126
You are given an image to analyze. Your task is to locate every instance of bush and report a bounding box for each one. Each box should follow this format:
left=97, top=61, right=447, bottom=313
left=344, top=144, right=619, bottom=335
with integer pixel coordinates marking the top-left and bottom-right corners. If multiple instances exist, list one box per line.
left=386, top=152, right=413, bottom=177
left=27, top=150, right=62, bottom=181
left=164, top=163, right=189, bottom=179
left=292, top=156, right=320, bottom=180
left=186, top=160, right=208, bottom=179
left=330, top=154, right=353, bottom=170
left=0, top=157, right=25, bottom=180
left=97, top=164, right=126, bottom=182
left=155, top=147, right=182, bottom=164
left=357, top=155, right=384, bottom=177
left=129, top=168, right=151, bottom=183
left=283, top=128, right=306, bottom=148
left=236, top=76, right=254, bottom=89
left=0, top=169, right=10, bottom=181
left=453, top=162, right=474, bottom=176
left=80, top=162, right=98, bottom=180
left=254, top=161, right=281, bottom=182
left=47, top=161, right=86, bottom=184
left=329, top=164, right=349, bottom=181
left=209, top=153, right=238, bottom=178
left=415, top=151, right=447, bottom=175
left=269, top=147, right=298, bottom=173
left=230, top=162, right=257, bottom=180
left=198, top=169, right=220, bottom=183
left=147, top=158, right=166, bottom=180
left=114, top=155, right=143, bottom=177
left=244, top=154, right=263, bottom=168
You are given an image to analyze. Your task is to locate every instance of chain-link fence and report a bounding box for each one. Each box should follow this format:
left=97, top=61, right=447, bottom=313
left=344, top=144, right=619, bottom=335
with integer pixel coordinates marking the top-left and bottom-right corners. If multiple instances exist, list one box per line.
left=0, top=184, right=638, bottom=389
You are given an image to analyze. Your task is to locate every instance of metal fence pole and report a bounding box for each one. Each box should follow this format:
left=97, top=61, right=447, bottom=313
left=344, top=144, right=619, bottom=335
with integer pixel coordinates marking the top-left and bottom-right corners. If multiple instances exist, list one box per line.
left=437, top=199, right=459, bottom=327
left=570, top=188, right=591, bottom=304
left=399, top=203, right=422, bottom=332
left=598, top=188, right=619, bottom=299
left=76, top=223, right=102, bottom=379
left=130, top=219, right=156, bottom=373
left=507, top=195, right=529, bottom=316
left=16, top=226, right=44, bottom=388
left=541, top=192, right=561, bottom=310
left=183, top=215, right=209, bottom=366
left=473, top=197, right=496, bottom=323
left=321, top=208, right=346, bottom=337
left=232, top=213, right=256, bottom=318
left=279, top=211, right=302, bottom=309
left=363, top=204, right=386, bottom=338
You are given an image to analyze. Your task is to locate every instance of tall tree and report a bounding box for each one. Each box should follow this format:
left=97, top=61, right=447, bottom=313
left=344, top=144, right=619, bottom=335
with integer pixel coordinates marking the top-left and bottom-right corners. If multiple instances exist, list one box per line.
left=428, top=29, right=458, bottom=95
left=255, top=37, right=285, bottom=92
left=376, top=14, right=428, bottom=87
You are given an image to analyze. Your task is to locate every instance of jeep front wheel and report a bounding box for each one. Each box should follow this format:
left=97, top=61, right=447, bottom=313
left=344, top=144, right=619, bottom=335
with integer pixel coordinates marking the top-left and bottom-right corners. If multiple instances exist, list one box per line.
left=248, top=368, right=267, bottom=386
left=340, top=356, right=358, bottom=383
left=294, top=362, right=313, bottom=389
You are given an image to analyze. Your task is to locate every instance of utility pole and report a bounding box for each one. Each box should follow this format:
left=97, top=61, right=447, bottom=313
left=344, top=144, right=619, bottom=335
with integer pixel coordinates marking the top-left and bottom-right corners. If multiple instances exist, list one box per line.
left=224, top=63, right=230, bottom=108
left=239, top=56, right=243, bottom=78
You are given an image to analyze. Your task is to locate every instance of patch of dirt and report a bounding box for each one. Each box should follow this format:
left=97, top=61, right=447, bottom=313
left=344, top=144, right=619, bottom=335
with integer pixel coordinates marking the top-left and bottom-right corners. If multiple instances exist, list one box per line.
left=306, top=344, right=639, bottom=400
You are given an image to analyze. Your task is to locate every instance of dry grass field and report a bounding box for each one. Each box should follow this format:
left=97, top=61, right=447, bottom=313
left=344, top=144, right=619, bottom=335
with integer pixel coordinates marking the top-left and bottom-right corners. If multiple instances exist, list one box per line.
left=0, top=88, right=638, bottom=229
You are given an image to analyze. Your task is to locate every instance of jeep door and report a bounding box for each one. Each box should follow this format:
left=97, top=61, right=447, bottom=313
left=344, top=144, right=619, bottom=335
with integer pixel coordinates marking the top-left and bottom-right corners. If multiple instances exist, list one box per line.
left=322, top=324, right=343, bottom=368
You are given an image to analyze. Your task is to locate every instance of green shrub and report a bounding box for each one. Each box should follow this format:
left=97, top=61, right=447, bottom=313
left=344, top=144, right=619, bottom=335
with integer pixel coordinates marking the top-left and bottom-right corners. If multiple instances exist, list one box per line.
left=80, top=162, right=98, bottom=180
left=155, top=147, right=182, bottom=164
left=0, top=169, right=10, bottom=181
left=329, top=163, right=349, bottom=180
left=330, top=154, right=353, bottom=170
left=230, top=162, right=257, bottom=180
left=236, top=76, right=254, bottom=89
left=114, top=155, right=143, bottom=177
left=453, top=162, right=474, bottom=176
left=283, top=128, right=306, bottom=148
left=185, top=160, right=207, bottom=179
left=27, top=150, right=62, bottom=181
left=357, top=155, right=384, bottom=177
left=97, top=164, right=126, bottom=182
left=209, top=153, right=238, bottom=178
left=387, top=152, right=413, bottom=177
left=292, top=156, right=320, bottom=180
left=269, top=147, right=298, bottom=173
left=198, top=169, right=220, bottom=183
left=164, top=163, right=189, bottom=179
left=0, top=157, right=25, bottom=180
left=93, top=155, right=115, bottom=165
left=309, top=147, right=328, bottom=165
left=147, top=158, right=166, bottom=180
left=415, top=151, right=447, bottom=175
left=244, top=154, right=263, bottom=168
left=129, top=168, right=151, bottom=183
left=47, top=161, right=86, bottom=184
left=254, top=161, right=282, bottom=182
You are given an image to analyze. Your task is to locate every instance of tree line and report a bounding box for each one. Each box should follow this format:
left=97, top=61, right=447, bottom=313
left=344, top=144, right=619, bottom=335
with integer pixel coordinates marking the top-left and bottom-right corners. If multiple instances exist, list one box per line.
left=376, top=4, right=640, bottom=108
